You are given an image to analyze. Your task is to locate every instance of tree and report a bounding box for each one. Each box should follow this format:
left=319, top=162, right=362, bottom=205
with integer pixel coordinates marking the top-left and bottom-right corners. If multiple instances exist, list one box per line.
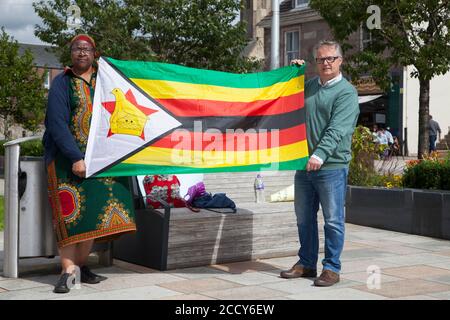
left=33, top=0, right=260, bottom=72
left=0, top=28, right=47, bottom=138
left=309, top=0, right=450, bottom=159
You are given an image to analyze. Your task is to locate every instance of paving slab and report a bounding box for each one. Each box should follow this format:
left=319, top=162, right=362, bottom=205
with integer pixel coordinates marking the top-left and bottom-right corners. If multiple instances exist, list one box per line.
left=0, top=278, right=49, bottom=291
left=52, top=284, right=181, bottom=300
left=159, top=293, right=216, bottom=300
left=256, top=256, right=298, bottom=269
left=340, top=248, right=397, bottom=261
left=428, top=290, right=450, bottom=300
left=427, top=262, right=450, bottom=270
left=381, top=265, right=450, bottom=280
left=425, top=274, right=450, bottom=286
left=213, top=270, right=285, bottom=286
left=346, top=231, right=401, bottom=241
left=339, top=259, right=404, bottom=274
left=82, top=273, right=186, bottom=291
left=201, top=285, right=287, bottom=300
left=0, top=283, right=99, bottom=300
left=378, top=253, right=450, bottom=266
left=391, top=295, right=440, bottom=300
left=287, top=287, right=386, bottom=300
left=383, top=235, right=442, bottom=244
left=166, top=266, right=236, bottom=280
left=403, top=240, right=450, bottom=252
left=432, top=250, right=450, bottom=258
left=209, top=260, right=278, bottom=274
left=341, top=271, right=403, bottom=284
left=342, top=241, right=376, bottom=251
left=261, top=277, right=359, bottom=295
left=159, top=277, right=242, bottom=294
left=353, top=279, right=450, bottom=298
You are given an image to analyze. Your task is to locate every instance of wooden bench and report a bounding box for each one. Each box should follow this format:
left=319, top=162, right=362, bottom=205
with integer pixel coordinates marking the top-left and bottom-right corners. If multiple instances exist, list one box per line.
left=112, top=194, right=300, bottom=270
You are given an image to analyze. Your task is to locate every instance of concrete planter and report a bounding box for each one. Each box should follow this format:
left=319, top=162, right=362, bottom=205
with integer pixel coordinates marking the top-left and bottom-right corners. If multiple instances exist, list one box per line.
left=345, top=185, right=450, bottom=240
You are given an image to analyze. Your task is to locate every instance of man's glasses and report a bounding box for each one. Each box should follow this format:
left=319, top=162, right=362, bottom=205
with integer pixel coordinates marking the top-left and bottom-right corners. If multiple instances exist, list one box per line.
left=71, top=47, right=95, bottom=54
left=315, top=56, right=341, bottom=64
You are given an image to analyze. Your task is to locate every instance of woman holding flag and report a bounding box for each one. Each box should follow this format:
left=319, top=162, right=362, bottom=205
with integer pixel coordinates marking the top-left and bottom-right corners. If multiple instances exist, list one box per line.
left=43, top=34, right=136, bottom=294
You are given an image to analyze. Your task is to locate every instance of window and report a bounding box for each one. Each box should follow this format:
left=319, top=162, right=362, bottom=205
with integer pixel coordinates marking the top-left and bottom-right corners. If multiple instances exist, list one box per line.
left=361, top=25, right=372, bottom=51
left=293, top=0, right=309, bottom=8
left=285, top=31, right=300, bottom=66
left=44, top=70, right=50, bottom=89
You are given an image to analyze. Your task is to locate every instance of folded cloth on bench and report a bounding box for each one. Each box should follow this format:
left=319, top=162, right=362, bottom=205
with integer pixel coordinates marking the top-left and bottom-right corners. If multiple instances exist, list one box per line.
left=192, top=193, right=237, bottom=213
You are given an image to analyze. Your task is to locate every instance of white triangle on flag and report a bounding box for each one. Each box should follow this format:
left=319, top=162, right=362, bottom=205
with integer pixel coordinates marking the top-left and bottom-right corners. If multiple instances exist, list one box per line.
left=85, top=57, right=182, bottom=177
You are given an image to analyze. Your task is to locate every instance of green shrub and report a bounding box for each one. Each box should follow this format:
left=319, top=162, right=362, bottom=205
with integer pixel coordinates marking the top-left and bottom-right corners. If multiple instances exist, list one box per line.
left=0, top=139, right=43, bottom=157
left=403, top=157, right=450, bottom=190
left=349, top=125, right=392, bottom=186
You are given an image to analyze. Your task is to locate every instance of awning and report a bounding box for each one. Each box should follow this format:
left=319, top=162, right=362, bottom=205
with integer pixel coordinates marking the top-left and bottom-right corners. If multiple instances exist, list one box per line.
left=358, top=94, right=383, bottom=104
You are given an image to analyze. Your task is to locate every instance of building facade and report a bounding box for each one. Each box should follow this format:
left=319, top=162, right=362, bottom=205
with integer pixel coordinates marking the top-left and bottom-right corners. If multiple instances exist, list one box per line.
left=243, top=0, right=449, bottom=155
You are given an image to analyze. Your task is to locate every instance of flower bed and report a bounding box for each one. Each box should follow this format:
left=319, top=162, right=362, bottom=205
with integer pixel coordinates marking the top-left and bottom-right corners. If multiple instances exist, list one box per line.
left=346, top=126, right=450, bottom=239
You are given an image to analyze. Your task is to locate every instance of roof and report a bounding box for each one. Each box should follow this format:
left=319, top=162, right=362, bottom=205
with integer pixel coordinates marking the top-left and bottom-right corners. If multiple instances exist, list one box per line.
left=18, top=44, right=63, bottom=69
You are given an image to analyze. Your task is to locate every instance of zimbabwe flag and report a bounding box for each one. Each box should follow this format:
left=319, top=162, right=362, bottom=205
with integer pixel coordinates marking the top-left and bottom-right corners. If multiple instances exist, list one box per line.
left=84, top=57, right=307, bottom=177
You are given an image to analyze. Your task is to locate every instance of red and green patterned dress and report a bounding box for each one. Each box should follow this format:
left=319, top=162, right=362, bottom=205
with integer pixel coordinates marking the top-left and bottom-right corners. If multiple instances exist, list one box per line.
left=47, top=68, right=136, bottom=248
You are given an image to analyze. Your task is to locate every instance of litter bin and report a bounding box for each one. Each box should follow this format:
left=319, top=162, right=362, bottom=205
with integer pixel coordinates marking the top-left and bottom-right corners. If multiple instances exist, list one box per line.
left=2, top=136, right=112, bottom=278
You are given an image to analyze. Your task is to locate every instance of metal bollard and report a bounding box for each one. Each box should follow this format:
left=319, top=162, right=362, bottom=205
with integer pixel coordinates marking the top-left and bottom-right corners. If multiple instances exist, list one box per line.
left=3, top=139, right=22, bottom=278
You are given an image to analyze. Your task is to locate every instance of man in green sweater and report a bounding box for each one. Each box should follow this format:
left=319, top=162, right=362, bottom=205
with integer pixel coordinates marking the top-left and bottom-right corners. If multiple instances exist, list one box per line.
left=280, top=40, right=359, bottom=286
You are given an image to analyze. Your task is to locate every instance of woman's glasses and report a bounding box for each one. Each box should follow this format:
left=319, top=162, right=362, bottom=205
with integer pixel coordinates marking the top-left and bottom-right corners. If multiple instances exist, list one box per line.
left=71, top=47, right=95, bottom=54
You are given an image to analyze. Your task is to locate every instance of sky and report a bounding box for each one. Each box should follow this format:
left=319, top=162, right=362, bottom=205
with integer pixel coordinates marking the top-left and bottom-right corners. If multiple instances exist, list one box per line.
left=0, top=0, right=48, bottom=44
left=0, top=0, right=242, bottom=45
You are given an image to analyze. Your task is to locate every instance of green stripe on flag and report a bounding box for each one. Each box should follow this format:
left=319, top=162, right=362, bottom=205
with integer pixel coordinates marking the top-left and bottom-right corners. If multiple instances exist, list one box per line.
left=106, top=57, right=305, bottom=89
left=94, top=157, right=308, bottom=177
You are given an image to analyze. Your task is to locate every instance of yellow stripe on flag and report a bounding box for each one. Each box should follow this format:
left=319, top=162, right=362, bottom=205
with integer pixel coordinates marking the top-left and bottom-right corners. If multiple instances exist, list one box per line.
left=131, top=75, right=304, bottom=102
left=123, top=140, right=308, bottom=168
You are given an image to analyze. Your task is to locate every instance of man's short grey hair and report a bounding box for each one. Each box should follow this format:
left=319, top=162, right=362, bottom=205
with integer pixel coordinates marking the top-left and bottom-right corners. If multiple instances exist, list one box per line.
left=313, top=40, right=343, bottom=59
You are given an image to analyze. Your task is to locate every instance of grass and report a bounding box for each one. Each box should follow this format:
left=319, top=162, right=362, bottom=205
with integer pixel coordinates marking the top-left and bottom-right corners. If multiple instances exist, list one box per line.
left=0, top=195, right=3, bottom=230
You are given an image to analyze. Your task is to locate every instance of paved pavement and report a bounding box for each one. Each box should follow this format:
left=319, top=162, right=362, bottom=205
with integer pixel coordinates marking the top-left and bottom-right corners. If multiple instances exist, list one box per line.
left=1, top=222, right=450, bottom=300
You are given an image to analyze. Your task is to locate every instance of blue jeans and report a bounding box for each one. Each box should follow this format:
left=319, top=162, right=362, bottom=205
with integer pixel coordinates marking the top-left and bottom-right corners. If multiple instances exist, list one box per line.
left=429, top=135, right=437, bottom=152
left=294, top=168, right=348, bottom=273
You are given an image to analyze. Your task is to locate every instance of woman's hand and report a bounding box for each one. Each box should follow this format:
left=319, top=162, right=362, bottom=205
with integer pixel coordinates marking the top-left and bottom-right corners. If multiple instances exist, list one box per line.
left=72, top=159, right=86, bottom=178
left=291, top=59, right=305, bottom=66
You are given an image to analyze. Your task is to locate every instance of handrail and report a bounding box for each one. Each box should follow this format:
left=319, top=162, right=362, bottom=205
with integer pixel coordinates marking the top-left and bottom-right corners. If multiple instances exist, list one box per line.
left=3, top=135, right=43, bottom=147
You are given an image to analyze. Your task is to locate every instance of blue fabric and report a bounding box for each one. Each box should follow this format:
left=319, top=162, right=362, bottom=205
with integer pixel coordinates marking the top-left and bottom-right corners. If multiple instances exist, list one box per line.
left=43, top=72, right=84, bottom=166
left=192, top=193, right=237, bottom=213
left=429, top=135, right=437, bottom=152
left=294, top=168, right=348, bottom=273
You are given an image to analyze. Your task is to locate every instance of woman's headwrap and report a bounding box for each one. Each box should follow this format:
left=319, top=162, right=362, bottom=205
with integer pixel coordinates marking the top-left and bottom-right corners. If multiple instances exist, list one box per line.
left=69, top=34, right=96, bottom=49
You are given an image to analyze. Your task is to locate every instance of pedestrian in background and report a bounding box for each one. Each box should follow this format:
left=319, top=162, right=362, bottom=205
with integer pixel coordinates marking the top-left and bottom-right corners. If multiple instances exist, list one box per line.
left=429, top=115, right=441, bottom=153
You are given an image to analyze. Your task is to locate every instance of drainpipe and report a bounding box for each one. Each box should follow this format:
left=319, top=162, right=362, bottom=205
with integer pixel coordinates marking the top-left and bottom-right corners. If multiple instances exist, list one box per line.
left=270, top=0, right=280, bottom=70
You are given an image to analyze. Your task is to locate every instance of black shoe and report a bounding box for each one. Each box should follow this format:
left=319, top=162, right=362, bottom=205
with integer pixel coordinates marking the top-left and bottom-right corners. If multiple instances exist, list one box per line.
left=53, top=273, right=72, bottom=294
left=80, top=266, right=107, bottom=284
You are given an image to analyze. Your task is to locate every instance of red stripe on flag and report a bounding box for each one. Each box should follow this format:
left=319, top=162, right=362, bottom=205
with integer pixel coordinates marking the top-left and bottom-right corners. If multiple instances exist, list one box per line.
left=156, top=91, right=304, bottom=117
left=151, top=123, right=306, bottom=151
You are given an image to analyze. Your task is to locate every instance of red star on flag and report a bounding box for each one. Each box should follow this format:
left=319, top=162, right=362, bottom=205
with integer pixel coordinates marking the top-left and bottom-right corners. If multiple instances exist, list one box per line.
left=102, top=89, right=158, bottom=140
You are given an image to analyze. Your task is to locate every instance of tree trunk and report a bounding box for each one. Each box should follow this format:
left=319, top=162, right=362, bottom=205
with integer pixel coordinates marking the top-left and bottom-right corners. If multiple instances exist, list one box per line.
left=417, top=78, right=430, bottom=159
